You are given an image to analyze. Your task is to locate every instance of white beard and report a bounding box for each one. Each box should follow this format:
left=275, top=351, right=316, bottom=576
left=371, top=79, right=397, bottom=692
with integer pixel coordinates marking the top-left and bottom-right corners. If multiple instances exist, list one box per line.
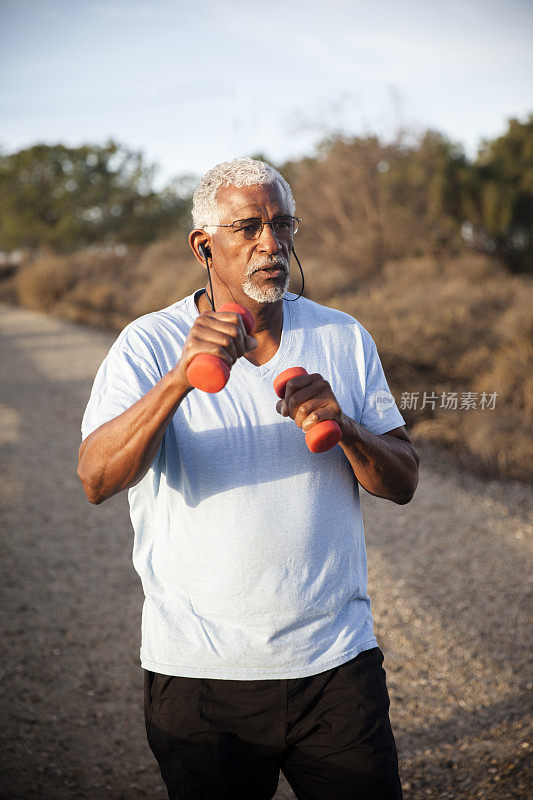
left=242, top=255, right=290, bottom=303
left=242, top=271, right=290, bottom=303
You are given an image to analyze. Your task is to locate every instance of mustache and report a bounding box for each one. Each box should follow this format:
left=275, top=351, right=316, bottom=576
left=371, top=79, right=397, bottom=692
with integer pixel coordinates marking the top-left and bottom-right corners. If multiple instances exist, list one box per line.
left=250, top=256, right=289, bottom=274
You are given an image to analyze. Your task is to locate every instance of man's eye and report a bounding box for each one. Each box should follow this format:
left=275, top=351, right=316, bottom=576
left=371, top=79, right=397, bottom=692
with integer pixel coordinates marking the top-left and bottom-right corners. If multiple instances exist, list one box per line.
left=237, top=222, right=261, bottom=236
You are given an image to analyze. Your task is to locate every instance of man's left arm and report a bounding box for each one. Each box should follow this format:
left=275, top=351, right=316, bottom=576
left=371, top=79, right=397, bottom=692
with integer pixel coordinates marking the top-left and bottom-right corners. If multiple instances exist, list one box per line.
left=276, top=373, right=419, bottom=505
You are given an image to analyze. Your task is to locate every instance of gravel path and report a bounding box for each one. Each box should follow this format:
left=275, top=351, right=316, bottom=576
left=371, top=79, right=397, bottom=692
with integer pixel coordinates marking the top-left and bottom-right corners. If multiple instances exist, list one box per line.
left=0, top=304, right=531, bottom=800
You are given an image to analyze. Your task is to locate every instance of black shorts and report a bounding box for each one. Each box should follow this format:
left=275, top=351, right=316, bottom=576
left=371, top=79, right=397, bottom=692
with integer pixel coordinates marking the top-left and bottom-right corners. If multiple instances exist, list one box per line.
left=144, top=646, right=402, bottom=800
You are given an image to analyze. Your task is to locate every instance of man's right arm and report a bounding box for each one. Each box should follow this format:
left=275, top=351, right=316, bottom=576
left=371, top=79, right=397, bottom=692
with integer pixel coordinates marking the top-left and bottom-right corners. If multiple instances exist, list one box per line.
left=77, top=369, right=192, bottom=505
left=77, top=308, right=257, bottom=505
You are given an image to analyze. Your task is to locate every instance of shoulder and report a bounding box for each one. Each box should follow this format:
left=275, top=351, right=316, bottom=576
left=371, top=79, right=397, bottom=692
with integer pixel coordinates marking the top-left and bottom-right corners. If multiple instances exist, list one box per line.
left=112, top=296, right=192, bottom=355
left=95, top=295, right=194, bottom=381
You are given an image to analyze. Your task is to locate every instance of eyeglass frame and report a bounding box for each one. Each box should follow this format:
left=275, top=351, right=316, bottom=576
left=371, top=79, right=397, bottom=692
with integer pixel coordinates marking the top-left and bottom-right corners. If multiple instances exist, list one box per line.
left=204, top=215, right=301, bottom=240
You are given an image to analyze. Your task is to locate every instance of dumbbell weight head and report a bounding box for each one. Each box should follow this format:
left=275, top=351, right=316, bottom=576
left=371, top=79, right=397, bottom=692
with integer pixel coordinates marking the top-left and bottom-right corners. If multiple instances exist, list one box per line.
left=304, top=419, right=342, bottom=453
left=273, top=366, right=308, bottom=398
left=187, top=303, right=256, bottom=393
left=274, top=367, right=342, bottom=453
left=186, top=354, right=230, bottom=393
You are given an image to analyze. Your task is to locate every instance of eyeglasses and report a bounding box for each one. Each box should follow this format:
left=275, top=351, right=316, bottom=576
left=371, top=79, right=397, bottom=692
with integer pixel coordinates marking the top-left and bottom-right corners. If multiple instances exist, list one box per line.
left=208, top=216, right=301, bottom=240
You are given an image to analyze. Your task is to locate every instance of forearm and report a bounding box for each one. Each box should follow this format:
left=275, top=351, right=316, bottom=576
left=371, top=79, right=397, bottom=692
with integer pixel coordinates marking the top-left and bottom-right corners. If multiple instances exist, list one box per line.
left=338, top=413, right=419, bottom=504
left=77, top=369, right=192, bottom=504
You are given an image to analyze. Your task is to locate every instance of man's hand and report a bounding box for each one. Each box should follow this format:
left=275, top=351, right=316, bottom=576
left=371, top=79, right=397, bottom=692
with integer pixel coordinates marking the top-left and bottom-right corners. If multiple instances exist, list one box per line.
left=275, top=372, right=346, bottom=435
left=174, top=311, right=258, bottom=389
left=275, top=371, right=419, bottom=504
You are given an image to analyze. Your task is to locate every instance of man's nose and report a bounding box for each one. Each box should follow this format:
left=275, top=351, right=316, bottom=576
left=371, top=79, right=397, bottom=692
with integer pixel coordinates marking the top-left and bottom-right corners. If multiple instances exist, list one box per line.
left=257, top=222, right=282, bottom=254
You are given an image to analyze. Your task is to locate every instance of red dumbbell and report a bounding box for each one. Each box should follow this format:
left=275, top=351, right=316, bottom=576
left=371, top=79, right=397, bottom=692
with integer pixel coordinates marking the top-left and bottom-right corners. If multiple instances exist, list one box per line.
left=273, top=367, right=342, bottom=453
left=187, top=303, right=256, bottom=393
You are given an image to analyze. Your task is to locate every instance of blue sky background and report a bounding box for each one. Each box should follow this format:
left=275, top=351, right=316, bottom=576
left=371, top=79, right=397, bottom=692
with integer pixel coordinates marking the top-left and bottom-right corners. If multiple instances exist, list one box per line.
left=1, top=0, right=531, bottom=188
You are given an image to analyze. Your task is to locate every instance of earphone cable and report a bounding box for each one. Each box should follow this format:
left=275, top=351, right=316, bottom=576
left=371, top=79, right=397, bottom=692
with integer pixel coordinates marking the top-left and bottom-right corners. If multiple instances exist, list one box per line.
left=284, top=247, right=304, bottom=301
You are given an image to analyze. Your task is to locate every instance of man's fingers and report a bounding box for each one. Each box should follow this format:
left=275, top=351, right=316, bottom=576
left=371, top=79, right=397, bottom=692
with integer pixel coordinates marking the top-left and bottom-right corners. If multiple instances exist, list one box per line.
left=215, top=312, right=258, bottom=355
left=283, top=374, right=314, bottom=399
left=276, top=374, right=322, bottom=421
left=277, top=399, right=289, bottom=416
left=294, top=400, right=325, bottom=429
left=276, top=396, right=325, bottom=428
left=301, top=409, right=322, bottom=430
left=286, top=383, right=323, bottom=419
left=196, top=312, right=254, bottom=360
left=276, top=374, right=340, bottom=430
left=216, top=311, right=249, bottom=347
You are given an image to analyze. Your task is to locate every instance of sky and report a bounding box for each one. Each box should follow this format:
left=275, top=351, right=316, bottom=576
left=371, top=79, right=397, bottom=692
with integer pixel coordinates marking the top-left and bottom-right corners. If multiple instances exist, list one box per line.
left=1, top=0, right=532, bottom=189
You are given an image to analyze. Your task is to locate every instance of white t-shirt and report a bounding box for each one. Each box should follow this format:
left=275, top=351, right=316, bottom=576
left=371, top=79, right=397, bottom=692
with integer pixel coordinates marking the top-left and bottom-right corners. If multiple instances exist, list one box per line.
left=81, top=289, right=405, bottom=679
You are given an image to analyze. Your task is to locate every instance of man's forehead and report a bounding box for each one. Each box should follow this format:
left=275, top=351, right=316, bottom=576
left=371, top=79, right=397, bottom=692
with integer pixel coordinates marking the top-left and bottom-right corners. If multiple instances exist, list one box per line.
left=215, top=182, right=290, bottom=218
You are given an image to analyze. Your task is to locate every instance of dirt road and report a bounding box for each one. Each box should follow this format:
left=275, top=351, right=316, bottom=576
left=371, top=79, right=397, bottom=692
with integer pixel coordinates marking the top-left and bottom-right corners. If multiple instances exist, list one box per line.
left=0, top=304, right=531, bottom=799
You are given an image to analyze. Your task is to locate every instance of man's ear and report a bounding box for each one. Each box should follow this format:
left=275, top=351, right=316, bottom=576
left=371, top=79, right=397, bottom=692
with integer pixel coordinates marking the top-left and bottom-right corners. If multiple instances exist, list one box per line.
left=189, top=230, right=211, bottom=266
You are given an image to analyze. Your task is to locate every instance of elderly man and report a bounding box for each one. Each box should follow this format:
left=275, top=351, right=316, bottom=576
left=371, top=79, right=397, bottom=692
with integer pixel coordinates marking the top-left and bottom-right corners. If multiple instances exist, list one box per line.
left=78, top=157, right=418, bottom=800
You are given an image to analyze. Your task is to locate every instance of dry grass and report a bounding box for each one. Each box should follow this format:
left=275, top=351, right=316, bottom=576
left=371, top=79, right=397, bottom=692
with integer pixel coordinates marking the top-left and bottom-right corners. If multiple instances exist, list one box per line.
left=10, top=242, right=533, bottom=483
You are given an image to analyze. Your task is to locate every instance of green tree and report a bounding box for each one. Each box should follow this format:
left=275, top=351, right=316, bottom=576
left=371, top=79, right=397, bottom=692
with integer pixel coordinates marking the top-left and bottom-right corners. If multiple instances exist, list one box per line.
left=0, top=141, right=190, bottom=252
left=473, top=115, right=533, bottom=272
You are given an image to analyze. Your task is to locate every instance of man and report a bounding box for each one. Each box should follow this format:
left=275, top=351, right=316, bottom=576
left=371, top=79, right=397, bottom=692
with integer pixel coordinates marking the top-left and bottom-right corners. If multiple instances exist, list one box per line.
left=78, top=157, right=419, bottom=800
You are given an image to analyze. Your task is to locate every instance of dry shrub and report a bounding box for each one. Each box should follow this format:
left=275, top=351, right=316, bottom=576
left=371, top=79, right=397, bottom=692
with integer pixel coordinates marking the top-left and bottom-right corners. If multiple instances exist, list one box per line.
left=289, top=144, right=391, bottom=280
left=327, top=253, right=532, bottom=482
left=286, top=134, right=464, bottom=284
left=291, top=256, right=360, bottom=304
left=16, top=254, right=76, bottom=312
left=53, top=248, right=139, bottom=330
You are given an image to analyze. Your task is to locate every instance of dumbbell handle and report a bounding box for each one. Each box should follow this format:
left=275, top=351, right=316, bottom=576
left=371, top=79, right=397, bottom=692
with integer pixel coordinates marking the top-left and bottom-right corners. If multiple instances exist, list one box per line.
left=273, top=367, right=342, bottom=453
left=186, top=303, right=256, bottom=393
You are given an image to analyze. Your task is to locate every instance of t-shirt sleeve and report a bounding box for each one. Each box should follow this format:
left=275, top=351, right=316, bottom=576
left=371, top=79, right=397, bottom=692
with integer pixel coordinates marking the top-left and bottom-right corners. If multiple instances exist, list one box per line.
left=81, top=340, right=162, bottom=441
left=359, top=333, right=406, bottom=435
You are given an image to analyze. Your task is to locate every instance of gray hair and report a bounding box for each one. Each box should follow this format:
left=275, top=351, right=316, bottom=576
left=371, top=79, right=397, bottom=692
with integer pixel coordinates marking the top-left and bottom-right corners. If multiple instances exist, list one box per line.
left=191, top=157, right=295, bottom=232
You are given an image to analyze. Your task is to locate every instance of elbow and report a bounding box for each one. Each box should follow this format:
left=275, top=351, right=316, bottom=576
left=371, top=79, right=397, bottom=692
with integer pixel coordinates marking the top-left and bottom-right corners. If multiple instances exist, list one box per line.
left=86, top=489, right=106, bottom=506
left=394, top=481, right=417, bottom=504
left=395, top=490, right=415, bottom=505
left=76, top=461, right=106, bottom=505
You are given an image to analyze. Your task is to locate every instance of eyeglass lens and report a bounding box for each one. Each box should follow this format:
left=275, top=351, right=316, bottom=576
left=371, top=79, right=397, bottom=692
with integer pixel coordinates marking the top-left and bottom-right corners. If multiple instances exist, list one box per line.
left=238, top=218, right=299, bottom=239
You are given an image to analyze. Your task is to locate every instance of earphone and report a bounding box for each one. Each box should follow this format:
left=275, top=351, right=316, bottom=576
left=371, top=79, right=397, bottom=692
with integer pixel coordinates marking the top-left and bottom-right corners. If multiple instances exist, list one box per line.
left=198, top=243, right=211, bottom=261
left=198, top=243, right=217, bottom=310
